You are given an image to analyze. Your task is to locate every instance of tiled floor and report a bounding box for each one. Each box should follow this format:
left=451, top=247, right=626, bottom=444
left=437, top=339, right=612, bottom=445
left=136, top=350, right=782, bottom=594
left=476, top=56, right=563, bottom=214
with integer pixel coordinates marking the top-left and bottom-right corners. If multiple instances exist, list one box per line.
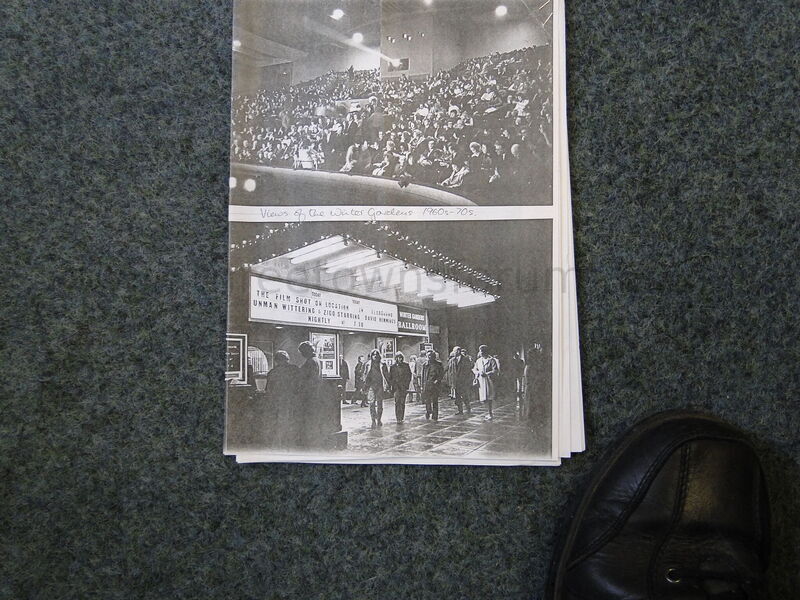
left=335, top=392, right=551, bottom=459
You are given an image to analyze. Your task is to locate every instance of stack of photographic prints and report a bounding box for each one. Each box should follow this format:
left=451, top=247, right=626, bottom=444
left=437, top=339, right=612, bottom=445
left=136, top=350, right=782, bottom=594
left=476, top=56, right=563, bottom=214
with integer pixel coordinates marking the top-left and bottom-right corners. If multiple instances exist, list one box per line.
left=225, top=0, right=582, bottom=465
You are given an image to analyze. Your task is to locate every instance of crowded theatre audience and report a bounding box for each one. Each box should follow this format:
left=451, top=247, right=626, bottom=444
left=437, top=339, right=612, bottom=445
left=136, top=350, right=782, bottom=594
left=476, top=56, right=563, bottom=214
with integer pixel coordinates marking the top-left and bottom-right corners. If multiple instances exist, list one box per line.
left=231, top=47, right=552, bottom=201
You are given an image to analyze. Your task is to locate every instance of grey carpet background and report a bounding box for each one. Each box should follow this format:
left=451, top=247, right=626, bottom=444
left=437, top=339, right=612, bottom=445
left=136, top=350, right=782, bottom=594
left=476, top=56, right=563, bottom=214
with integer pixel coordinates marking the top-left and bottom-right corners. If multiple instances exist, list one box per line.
left=2, top=1, right=798, bottom=598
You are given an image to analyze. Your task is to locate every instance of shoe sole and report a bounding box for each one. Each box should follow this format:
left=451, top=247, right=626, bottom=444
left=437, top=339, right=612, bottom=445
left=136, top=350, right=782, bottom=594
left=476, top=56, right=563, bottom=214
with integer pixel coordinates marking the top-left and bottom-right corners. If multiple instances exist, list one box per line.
left=544, top=409, right=745, bottom=600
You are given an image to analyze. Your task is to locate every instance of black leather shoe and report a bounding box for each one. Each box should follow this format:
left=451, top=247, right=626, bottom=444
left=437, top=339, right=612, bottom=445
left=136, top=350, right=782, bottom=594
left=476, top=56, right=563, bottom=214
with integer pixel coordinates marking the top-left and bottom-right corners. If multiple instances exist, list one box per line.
left=547, top=411, right=770, bottom=600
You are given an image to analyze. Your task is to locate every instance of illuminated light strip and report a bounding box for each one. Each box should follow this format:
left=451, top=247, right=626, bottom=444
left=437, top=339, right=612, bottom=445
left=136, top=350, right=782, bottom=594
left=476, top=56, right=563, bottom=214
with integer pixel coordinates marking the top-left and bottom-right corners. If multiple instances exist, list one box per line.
left=356, top=261, right=398, bottom=278
left=354, top=263, right=407, bottom=291
left=321, top=249, right=377, bottom=272
left=436, top=283, right=483, bottom=306
left=431, top=295, right=462, bottom=306
left=290, top=241, right=348, bottom=265
left=457, top=294, right=497, bottom=308
left=327, top=255, right=384, bottom=274
left=284, top=235, right=344, bottom=259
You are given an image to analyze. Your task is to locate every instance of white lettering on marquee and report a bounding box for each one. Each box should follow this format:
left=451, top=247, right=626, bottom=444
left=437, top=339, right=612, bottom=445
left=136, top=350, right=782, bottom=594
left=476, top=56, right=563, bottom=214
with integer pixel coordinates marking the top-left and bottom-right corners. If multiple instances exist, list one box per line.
left=250, top=276, right=402, bottom=334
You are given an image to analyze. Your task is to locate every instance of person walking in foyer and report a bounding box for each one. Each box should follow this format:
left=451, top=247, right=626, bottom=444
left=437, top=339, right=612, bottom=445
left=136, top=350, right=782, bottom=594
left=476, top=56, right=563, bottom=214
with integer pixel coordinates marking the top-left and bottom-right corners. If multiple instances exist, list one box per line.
left=411, top=352, right=425, bottom=403
left=362, top=349, right=389, bottom=428
left=339, top=354, right=350, bottom=404
left=472, top=344, right=499, bottom=420
left=354, top=355, right=367, bottom=407
left=407, top=354, right=419, bottom=402
left=446, top=347, right=459, bottom=404
left=447, top=345, right=474, bottom=415
left=388, top=352, right=412, bottom=423
left=297, top=341, right=323, bottom=446
left=421, top=349, right=444, bottom=421
left=263, top=350, right=301, bottom=449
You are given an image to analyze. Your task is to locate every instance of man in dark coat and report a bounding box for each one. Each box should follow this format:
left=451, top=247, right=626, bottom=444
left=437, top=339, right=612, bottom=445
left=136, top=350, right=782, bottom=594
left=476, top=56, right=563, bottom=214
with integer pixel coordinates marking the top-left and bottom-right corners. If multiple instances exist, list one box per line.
left=263, top=350, right=301, bottom=449
left=388, top=352, right=413, bottom=423
left=339, top=354, right=350, bottom=404
left=421, top=349, right=444, bottom=421
left=354, top=355, right=367, bottom=407
left=297, top=341, right=322, bottom=448
left=362, top=349, right=390, bottom=428
left=448, top=346, right=474, bottom=415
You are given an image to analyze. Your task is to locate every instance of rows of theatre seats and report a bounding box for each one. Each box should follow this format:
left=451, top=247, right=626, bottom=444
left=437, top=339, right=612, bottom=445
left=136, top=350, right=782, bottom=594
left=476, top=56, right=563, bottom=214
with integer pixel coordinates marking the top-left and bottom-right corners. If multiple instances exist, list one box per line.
left=231, top=46, right=552, bottom=204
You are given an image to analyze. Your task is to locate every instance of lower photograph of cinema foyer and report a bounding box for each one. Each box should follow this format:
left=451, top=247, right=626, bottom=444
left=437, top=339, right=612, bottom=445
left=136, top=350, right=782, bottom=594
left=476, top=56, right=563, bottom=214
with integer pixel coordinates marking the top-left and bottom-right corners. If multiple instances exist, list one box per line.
left=225, top=220, right=555, bottom=463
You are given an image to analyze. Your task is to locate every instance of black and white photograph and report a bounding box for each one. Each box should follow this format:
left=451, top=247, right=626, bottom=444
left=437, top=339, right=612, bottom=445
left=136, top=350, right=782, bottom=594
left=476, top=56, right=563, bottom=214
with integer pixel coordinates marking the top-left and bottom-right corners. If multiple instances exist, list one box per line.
left=229, top=0, right=554, bottom=208
left=224, top=220, right=557, bottom=464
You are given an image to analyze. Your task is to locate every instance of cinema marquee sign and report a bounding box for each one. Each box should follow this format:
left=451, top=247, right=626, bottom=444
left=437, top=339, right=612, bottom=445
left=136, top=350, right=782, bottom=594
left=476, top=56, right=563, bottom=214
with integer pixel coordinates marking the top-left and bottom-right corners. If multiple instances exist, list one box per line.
left=250, top=276, right=426, bottom=336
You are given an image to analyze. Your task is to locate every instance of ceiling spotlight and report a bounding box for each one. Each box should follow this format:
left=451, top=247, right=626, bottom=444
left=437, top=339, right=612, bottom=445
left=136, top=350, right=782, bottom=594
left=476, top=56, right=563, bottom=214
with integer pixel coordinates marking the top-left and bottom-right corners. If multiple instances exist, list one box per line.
left=331, top=8, right=344, bottom=20
left=243, top=178, right=256, bottom=192
left=232, top=39, right=241, bottom=49
left=352, top=32, right=364, bottom=43
left=495, top=4, right=508, bottom=16
left=423, top=0, right=433, bottom=5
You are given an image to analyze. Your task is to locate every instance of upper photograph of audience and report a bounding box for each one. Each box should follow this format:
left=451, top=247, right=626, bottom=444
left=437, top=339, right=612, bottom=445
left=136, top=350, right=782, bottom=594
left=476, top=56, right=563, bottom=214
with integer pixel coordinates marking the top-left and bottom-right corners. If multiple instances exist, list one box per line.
left=231, top=1, right=553, bottom=206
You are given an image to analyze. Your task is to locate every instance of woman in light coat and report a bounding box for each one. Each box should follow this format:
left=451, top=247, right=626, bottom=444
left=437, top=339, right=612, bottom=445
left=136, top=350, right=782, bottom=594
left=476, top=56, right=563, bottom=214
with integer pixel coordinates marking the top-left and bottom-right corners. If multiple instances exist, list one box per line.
left=472, top=344, right=499, bottom=420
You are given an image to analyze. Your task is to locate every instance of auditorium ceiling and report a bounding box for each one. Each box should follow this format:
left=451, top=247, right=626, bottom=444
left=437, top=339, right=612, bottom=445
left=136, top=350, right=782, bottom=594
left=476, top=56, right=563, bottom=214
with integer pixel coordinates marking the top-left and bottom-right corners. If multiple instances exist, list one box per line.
left=382, top=0, right=538, bottom=20
left=234, top=0, right=545, bottom=60
left=234, top=0, right=381, bottom=56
